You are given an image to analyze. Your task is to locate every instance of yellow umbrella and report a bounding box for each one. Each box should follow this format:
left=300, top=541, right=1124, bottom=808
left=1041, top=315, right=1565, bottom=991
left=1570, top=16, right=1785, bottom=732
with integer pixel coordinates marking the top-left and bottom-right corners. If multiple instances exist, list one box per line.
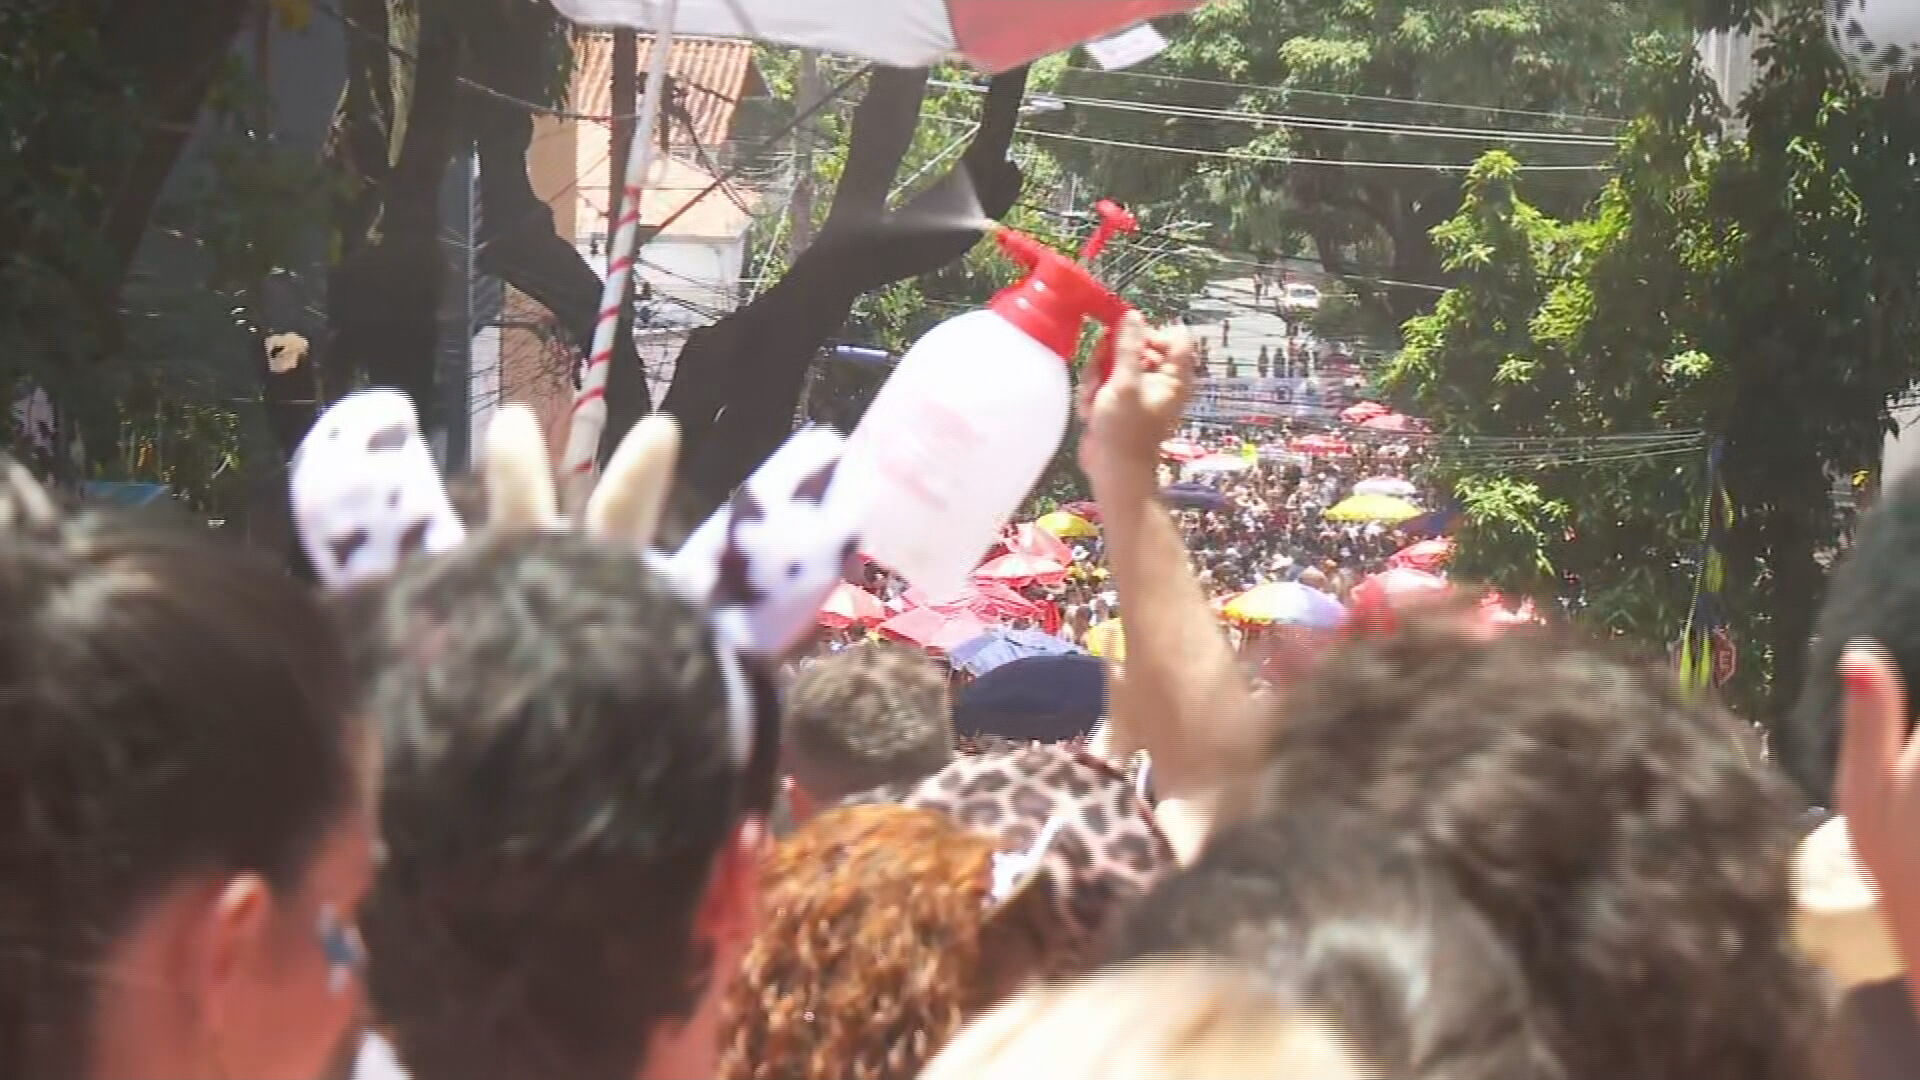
left=1324, top=493, right=1423, bottom=524
left=1086, top=618, right=1126, bottom=662
left=1035, top=511, right=1099, bottom=538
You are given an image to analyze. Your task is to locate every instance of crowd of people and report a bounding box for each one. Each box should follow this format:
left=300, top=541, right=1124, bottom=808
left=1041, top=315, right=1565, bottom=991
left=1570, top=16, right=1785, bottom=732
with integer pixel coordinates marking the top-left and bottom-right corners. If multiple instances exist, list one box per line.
left=1, top=314, right=1917, bottom=1080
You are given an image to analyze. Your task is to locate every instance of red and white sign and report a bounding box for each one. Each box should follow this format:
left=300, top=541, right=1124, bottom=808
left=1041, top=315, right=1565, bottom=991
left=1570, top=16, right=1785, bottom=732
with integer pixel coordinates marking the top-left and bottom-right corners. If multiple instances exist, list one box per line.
left=1712, top=627, right=1737, bottom=686
left=550, top=0, right=1205, bottom=72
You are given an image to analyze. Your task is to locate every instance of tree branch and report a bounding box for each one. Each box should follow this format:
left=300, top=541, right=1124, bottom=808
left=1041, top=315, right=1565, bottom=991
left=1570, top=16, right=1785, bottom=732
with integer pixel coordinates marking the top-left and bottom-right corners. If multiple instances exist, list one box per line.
left=326, top=1, right=459, bottom=410
left=659, top=66, right=1031, bottom=514
left=465, top=0, right=653, bottom=447
left=822, top=67, right=929, bottom=230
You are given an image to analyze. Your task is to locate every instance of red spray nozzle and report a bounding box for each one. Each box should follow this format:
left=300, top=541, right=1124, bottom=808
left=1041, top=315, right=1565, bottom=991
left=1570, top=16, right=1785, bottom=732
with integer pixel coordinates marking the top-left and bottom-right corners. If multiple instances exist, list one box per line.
left=996, top=227, right=1050, bottom=272
left=990, top=225, right=1132, bottom=361
left=1080, top=200, right=1139, bottom=262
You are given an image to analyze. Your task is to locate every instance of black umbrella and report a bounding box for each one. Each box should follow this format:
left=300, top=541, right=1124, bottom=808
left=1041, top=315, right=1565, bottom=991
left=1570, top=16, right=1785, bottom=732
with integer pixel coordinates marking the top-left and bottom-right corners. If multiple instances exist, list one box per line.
left=954, top=654, right=1106, bottom=743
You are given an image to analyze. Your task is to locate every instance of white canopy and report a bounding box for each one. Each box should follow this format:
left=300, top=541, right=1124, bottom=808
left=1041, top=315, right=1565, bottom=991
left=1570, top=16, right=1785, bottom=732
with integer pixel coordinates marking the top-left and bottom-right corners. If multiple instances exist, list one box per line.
left=549, top=0, right=1206, bottom=72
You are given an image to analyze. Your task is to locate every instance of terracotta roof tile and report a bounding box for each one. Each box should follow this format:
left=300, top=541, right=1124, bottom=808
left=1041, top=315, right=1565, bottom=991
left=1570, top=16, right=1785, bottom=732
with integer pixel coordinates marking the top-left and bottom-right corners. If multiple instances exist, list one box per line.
left=570, top=31, right=756, bottom=149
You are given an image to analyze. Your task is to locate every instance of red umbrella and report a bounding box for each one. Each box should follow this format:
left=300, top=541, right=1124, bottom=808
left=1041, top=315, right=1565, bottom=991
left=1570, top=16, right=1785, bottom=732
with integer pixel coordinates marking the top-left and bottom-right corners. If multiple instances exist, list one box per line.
left=1006, top=522, right=1075, bottom=565
left=818, top=582, right=888, bottom=629
left=1347, top=568, right=1450, bottom=637
left=1160, top=438, right=1208, bottom=463
left=1291, top=434, right=1353, bottom=457
left=1340, top=401, right=1391, bottom=425
left=878, top=607, right=995, bottom=653
left=1360, top=412, right=1421, bottom=433
left=975, top=553, right=1070, bottom=589
left=1388, top=538, right=1455, bottom=573
left=902, top=580, right=1060, bottom=635
left=1060, top=500, right=1103, bottom=524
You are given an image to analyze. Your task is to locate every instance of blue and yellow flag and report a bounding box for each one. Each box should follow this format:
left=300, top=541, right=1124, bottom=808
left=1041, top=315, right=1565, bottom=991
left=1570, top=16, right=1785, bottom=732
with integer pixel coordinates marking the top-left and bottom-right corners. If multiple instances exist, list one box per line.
left=1678, top=441, right=1732, bottom=697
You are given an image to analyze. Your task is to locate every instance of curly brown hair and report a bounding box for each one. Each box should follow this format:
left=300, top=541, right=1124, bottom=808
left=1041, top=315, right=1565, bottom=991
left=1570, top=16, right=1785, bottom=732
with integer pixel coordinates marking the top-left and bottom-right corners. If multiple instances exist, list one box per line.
left=719, top=805, right=1069, bottom=1080
left=784, top=645, right=954, bottom=802
left=1257, top=610, right=1823, bottom=1080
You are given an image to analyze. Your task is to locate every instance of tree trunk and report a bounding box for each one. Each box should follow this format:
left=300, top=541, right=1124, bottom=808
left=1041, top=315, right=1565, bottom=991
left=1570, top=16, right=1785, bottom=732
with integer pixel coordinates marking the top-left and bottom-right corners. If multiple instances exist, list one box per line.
left=658, top=66, right=1030, bottom=515
left=464, top=0, right=654, bottom=452
left=0, top=0, right=254, bottom=367
left=327, top=1, right=460, bottom=409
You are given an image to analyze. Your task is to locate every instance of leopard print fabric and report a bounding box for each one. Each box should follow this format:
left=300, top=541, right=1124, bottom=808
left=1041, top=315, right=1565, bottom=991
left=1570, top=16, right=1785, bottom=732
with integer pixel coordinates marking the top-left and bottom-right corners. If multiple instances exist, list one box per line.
left=844, top=743, right=1175, bottom=950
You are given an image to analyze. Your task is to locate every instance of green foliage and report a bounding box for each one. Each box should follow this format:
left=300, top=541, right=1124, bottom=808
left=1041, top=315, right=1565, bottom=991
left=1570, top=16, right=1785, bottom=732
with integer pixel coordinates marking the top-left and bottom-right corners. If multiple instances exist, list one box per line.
left=1, top=2, right=331, bottom=505
left=0, top=1, right=137, bottom=399
left=1387, top=14, right=1920, bottom=719
left=1039, top=0, right=1688, bottom=339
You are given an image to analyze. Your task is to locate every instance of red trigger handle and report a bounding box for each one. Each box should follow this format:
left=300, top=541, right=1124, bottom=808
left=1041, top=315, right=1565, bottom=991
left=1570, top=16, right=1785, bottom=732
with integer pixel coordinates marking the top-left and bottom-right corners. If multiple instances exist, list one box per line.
left=1081, top=200, right=1139, bottom=262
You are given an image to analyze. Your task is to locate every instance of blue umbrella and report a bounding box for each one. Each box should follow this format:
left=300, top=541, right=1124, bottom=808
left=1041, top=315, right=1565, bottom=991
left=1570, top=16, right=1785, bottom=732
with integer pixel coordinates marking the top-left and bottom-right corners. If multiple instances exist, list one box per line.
left=1400, top=505, right=1461, bottom=537
left=85, top=482, right=171, bottom=508
left=954, top=654, right=1106, bottom=743
left=950, top=626, right=1081, bottom=677
left=1163, top=482, right=1229, bottom=511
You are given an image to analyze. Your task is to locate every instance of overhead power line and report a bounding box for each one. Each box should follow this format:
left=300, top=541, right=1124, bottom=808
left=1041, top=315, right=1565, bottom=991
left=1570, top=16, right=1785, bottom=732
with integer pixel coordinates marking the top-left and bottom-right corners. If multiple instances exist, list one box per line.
left=1061, top=65, right=1629, bottom=128
left=945, top=120, right=1616, bottom=172
left=927, top=79, right=1619, bottom=147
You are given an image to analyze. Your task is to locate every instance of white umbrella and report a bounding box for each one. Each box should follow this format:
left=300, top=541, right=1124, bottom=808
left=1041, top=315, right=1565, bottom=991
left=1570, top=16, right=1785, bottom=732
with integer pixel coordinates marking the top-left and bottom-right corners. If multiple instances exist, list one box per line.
left=1354, top=476, right=1418, bottom=498
left=550, top=0, right=1206, bottom=71
left=1185, top=454, right=1254, bottom=476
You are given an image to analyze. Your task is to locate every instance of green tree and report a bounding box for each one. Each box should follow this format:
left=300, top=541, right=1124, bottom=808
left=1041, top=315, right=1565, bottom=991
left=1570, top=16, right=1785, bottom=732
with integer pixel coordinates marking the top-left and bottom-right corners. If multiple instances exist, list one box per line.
left=1387, top=10, right=1920, bottom=729
left=0, top=0, right=260, bottom=470
left=1036, top=0, right=1686, bottom=340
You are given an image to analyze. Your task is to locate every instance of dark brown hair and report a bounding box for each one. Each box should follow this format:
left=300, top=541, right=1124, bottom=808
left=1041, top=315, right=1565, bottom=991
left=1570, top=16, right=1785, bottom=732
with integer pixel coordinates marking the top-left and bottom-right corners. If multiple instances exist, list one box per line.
left=1111, top=809, right=1564, bottom=1080
left=783, top=645, right=953, bottom=802
left=1257, top=612, right=1821, bottom=1080
left=351, top=530, right=737, bottom=1080
left=0, top=462, right=358, bottom=1080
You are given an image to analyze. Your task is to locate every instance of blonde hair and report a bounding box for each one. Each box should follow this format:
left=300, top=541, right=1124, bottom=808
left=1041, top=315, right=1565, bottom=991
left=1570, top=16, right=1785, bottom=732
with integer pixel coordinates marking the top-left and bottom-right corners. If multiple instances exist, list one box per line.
left=917, top=961, right=1369, bottom=1080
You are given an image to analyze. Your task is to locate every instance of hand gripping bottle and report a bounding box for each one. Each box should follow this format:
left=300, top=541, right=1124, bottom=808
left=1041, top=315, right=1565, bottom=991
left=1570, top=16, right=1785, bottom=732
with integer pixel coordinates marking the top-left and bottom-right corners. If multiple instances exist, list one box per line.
left=843, top=202, right=1137, bottom=595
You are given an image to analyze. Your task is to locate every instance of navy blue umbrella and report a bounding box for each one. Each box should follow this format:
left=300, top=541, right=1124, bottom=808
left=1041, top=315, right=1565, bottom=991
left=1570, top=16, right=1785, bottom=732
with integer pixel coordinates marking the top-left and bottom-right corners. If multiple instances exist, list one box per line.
left=1400, top=505, right=1461, bottom=537
left=954, top=654, right=1106, bottom=743
left=949, top=626, right=1081, bottom=677
left=1163, top=482, right=1229, bottom=511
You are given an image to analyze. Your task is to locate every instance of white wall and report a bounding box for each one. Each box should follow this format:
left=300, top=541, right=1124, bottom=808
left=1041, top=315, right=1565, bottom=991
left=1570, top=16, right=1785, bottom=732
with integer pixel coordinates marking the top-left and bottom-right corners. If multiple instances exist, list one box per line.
left=636, top=236, right=746, bottom=326
left=1885, top=400, right=1920, bottom=486
left=1698, top=27, right=1763, bottom=135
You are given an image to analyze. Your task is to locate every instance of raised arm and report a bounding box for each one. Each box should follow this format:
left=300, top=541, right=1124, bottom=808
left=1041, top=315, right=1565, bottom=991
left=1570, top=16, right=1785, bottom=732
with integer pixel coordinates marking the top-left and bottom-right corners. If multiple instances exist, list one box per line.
left=1080, top=315, right=1261, bottom=856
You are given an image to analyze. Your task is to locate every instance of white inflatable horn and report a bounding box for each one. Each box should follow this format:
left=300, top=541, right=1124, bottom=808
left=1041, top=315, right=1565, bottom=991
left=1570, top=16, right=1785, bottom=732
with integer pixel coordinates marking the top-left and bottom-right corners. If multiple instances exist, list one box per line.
left=1827, top=0, right=1920, bottom=94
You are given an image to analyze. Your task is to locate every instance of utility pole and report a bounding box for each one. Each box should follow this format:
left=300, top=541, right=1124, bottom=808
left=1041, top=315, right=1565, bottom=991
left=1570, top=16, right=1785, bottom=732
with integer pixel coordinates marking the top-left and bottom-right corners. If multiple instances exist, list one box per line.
left=607, top=28, right=640, bottom=410
left=791, top=49, right=822, bottom=425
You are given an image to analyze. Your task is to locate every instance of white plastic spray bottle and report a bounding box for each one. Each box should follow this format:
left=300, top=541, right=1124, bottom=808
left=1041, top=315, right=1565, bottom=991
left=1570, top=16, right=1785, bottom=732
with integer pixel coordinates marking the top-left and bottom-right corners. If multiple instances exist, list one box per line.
left=843, top=202, right=1139, bottom=595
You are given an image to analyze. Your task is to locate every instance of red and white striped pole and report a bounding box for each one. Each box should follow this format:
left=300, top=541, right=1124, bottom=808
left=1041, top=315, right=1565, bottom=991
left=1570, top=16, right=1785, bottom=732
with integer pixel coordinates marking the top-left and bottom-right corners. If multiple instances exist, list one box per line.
left=562, top=0, right=680, bottom=511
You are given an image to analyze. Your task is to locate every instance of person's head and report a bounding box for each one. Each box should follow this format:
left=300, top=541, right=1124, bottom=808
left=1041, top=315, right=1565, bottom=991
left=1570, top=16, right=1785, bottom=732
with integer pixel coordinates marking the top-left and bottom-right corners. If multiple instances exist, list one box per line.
left=917, top=961, right=1366, bottom=1080
left=720, top=804, right=1070, bottom=1080
left=1256, top=612, right=1821, bottom=1080
left=0, top=461, right=370, bottom=1080
left=1110, top=810, right=1563, bottom=1080
left=349, top=530, right=759, bottom=1080
left=781, top=644, right=953, bottom=818
left=1789, top=466, right=1920, bottom=806
left=845, top=743, right=1177, bottom=958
